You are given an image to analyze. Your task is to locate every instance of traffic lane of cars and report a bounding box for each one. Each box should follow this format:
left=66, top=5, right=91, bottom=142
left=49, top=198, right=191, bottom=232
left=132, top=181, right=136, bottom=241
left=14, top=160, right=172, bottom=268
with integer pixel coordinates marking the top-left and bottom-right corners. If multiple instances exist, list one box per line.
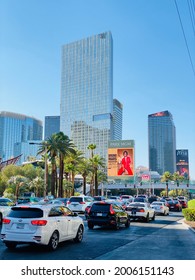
left=0, top=212, right=186, bottom=260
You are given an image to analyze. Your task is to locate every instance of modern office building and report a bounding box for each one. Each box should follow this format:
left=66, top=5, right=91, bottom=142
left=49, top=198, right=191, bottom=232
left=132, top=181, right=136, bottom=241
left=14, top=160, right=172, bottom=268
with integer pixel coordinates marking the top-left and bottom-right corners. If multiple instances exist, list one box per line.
left=44, top=116, right=60, bottom=140
left=113, top=99, right=123, bottom=140
left=60, top=31, right=120, bottom=160
left=148, top=110, right=176, bottom=175
left=0, top=111, right=43, bottom=165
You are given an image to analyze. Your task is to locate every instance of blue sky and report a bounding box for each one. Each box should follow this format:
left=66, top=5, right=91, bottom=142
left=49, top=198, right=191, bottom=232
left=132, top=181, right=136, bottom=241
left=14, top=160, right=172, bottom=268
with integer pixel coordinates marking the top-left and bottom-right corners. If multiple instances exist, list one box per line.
left=1, top=0, right=195, bottom=179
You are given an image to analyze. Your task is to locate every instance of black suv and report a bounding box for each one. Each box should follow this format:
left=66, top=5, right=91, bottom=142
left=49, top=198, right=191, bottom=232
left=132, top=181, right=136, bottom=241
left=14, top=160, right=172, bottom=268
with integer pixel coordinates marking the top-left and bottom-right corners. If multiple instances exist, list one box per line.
left=87, top=201, right=130, bottom=229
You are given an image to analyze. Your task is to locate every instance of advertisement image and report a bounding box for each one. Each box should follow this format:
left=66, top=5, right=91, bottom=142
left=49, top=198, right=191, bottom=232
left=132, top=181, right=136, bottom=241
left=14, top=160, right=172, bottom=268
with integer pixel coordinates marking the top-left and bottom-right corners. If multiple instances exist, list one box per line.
left=176, top=149, right=189, bottom=179
left=108, top=147, right=134, bottom=177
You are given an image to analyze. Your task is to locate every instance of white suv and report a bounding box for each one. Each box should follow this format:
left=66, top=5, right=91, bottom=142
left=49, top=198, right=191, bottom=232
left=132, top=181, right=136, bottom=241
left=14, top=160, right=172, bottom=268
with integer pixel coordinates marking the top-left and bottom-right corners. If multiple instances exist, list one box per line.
left=67, top=195, right=94, bottom=213
left=1, top=204, right=84, bottom=250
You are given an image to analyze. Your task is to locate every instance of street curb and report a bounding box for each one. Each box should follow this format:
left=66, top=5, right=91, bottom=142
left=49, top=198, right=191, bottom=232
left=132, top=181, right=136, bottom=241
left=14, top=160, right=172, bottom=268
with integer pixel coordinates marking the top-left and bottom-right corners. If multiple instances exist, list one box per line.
left=181, top=218, right=195, bottom=234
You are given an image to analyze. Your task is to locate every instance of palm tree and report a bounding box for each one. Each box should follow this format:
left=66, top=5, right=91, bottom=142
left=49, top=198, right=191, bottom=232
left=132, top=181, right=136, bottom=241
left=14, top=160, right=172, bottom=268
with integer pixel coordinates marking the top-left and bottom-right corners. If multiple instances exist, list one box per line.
left=64, top=149, right=84, bottom=196
left=161, top=171, right=173, bottom=197
left=55, top=132, right=75, bottom=197
left=87, top=143, right=96, bottom=158
left=78, top=159, right=93, bottom=195
left=89, top=155, right=106, bottom=196
left=37, top=138, right=58, bottom=197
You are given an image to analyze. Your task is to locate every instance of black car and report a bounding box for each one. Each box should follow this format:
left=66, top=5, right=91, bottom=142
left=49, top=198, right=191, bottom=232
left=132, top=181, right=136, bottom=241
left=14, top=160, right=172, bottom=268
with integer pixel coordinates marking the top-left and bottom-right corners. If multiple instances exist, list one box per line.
left=87, top=201, right=130, bottom=230
left=166, top=199, right=182, bottom=211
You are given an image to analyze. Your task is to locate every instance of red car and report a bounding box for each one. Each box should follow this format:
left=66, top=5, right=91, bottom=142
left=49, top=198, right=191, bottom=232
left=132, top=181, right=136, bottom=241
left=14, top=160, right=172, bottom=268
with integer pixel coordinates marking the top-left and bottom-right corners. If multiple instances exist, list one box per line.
left=166, top=199, right=182, bottom=211
left=178, top=198, right=188, bottom=208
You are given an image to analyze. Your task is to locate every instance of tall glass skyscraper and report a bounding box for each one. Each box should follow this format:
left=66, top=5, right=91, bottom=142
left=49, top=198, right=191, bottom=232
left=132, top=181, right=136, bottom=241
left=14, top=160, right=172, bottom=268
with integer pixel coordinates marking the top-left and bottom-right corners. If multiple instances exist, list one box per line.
left=148, top=110, right=176, bottom=175
left=113, top=99, right=123, bottom=140
left=44, top=116, right=60, bottom=140
left=0, top=111, right=43, bottom=164
left=60, top=31, right=117, bottom=160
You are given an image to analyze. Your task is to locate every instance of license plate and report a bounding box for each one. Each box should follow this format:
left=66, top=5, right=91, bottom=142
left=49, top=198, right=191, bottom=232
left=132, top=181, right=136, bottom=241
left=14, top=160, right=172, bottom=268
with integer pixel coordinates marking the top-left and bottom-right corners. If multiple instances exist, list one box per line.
left=171, top=206, right=174, bottom=208
left=96, top=213, right=102, bottom=216
left=16, top=223, right=24, bottom=229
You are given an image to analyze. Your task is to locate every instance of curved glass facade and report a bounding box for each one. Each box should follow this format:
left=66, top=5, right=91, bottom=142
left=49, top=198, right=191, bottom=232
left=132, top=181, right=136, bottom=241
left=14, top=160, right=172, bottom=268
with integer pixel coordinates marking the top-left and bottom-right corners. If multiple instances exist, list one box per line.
left=0, top=111, right=42, bottom=164
left=60, top=32, right=114, bottom=160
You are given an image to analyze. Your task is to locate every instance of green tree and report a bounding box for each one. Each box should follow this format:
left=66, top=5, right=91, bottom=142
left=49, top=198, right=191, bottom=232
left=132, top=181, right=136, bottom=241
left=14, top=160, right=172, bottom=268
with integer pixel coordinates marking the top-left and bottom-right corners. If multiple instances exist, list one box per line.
left=78, top=159, right=92, bottom=195
left=87, top=143, right=96, bottom=158
left=161, top=171, right=173, bottom=197
left=64, top=149, right=84, bottom=196
left=55, top=132, right=75, bottom=197
left=89, top=155, right=106, bottom=196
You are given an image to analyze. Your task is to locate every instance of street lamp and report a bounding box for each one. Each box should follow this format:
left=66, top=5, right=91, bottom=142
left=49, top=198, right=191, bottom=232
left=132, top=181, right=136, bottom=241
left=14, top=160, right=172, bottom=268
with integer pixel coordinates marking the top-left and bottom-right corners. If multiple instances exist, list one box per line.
left=29, top=142, right=47, bottom=197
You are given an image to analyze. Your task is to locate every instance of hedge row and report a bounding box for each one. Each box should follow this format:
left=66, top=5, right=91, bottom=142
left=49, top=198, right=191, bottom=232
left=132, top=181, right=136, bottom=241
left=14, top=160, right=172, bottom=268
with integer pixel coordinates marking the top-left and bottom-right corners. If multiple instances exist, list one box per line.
left=182, top=208, right=195, bottom=221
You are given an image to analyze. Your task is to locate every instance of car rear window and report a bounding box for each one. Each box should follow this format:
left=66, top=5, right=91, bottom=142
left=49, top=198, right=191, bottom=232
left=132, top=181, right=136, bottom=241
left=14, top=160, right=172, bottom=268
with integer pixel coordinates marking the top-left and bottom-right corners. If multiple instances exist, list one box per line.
left=91, top=203, right=110, bottom=211
left=70, top=197, right=83, bottom=203
left=7, top=207, right=43, bottom=218
left=129, top=203, right=145, bottom=207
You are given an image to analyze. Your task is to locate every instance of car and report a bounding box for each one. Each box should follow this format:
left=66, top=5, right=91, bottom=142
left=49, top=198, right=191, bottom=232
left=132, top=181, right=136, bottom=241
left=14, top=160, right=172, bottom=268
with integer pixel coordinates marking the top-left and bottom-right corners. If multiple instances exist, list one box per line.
left=177, top=197, right=188, bottom=208
left=67, top=195, right=94, bottom=213
left=134, top=197, right=148, bottom=203
left=93, top=196, right=106, bottom=201
left=87, top=201, right=131, bottom=229
left=150, top=201, right=169, bottom=216
left=125, top=202, right=155, bottom=222
left=0, top=204, right=84, bottom=250
left=84, top=202, right=94, bottom=219
left=120, top=195, right=133, bottom=201
left=43, top=198, right=69, bottom=206
left=166, top=199, right=182, bottom=211
left=17, top=197, right=41, bottom=205
left=0, top=198, right=15, bottom=224
left=159, top=198, right=170, bottom=207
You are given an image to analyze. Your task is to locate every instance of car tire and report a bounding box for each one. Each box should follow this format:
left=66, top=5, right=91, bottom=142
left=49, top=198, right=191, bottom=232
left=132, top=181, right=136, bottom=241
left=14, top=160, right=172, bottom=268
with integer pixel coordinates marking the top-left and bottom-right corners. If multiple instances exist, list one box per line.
left=0, top=213, right=2, bottom=225
left=74, top=225, right=84, bottom=243
left=145, top=214, right=150, bottom=223
left=4, top=241, right=17, bottom=249
left=88, top=222, right=94, bottom=229
left=114, top=219, right=120, bottom=230
left=48, top=231, right=59, bottom=251
left=152, top=213, right=155, bottom=221
left=125, top=219, right=130, bottom=228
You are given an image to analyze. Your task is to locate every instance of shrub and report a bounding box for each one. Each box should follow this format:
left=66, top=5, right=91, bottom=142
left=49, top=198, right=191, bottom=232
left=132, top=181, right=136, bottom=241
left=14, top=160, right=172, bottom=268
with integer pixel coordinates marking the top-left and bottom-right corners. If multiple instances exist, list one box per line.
left=188, top=199, right=195, bottom=209
left=182, top=208, right=195, bottom=221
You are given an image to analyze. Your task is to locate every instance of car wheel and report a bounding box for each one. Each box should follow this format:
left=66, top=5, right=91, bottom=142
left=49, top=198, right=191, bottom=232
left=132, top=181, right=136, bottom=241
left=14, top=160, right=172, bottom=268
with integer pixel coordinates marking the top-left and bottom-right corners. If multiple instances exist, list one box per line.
left=152, top=213, right=155, bottom=221
left=48, top=231, right=59, bottom=251
left=74, top=225, right=84, bottom=243
left=0, top=213, right=2, bottom=225
left=145, top=214, right=150, bottom=223
left=114, top=219, right=120, bottom=230
left=5, top=241, right=17, bottom=249
left=125, top=219, right=130, bottom=228
left=88, top=222, right=94, bottom=229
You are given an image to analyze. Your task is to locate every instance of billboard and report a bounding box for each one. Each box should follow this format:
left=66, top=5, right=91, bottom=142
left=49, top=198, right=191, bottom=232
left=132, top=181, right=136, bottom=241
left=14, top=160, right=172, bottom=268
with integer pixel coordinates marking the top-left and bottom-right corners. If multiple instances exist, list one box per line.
left=176, top=149, right=189, bottom=179
left=107, top=140, right=135, bottom=178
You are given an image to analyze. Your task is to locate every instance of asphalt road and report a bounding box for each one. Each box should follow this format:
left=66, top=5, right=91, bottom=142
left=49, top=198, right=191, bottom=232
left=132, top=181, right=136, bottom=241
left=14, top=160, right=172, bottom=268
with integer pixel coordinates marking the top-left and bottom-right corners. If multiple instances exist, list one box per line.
left=0, top=212, right=195, bottom=260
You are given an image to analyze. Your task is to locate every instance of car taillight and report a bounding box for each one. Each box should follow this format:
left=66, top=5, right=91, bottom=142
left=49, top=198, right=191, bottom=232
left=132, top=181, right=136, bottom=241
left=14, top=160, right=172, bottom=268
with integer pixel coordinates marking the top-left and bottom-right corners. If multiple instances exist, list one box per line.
left=138, top=208, right=145, bottom=212
left=31, top=220, right=47, bottom=226
left=160, top=206, right=163, bottom=209
left=79, top=201, right=85, bottom=204
left=86, top=207, right=91, bottom=213
left=109, top=205, right=115, bottom=214
left=3, top=218, right=11, bottom=224
left=67, top=201, right=71, bottom=204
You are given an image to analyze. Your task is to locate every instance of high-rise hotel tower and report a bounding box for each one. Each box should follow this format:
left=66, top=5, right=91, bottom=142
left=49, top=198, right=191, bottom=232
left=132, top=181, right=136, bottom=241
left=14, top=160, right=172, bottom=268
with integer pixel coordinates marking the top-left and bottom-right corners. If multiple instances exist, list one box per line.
left=148, top=110, right=176, bottom=175
left=60, top=31, right=121, bottom=160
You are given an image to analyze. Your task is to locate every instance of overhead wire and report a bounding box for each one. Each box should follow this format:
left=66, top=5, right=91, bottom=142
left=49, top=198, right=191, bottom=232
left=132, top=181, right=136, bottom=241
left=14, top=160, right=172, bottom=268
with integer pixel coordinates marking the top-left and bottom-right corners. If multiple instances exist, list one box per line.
left=174, top=0, right=195, bottom=79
